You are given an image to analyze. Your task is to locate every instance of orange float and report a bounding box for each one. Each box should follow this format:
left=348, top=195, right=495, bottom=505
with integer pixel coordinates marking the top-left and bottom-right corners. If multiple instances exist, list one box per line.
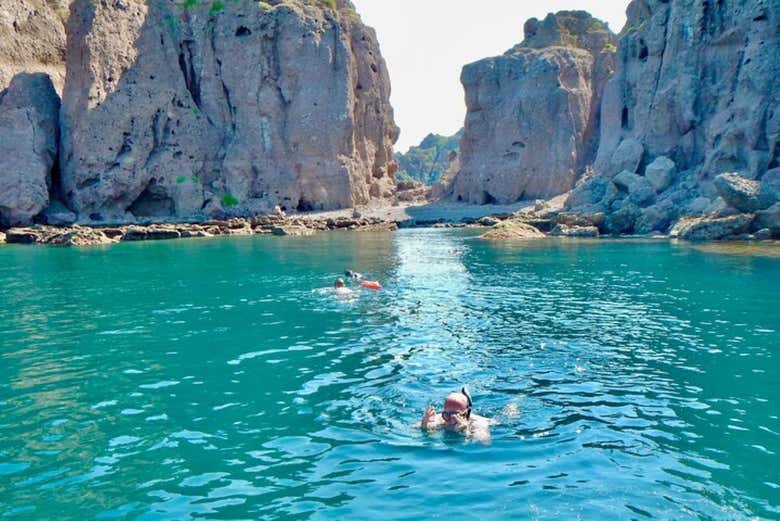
left=360, top=280, right=382, bottom=291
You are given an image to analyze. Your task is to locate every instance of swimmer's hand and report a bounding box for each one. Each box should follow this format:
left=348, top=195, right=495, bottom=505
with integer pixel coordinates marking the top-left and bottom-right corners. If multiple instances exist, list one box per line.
left=452, top=413, right=470, bottom=431
left=421, top=406, right=439, bottom=430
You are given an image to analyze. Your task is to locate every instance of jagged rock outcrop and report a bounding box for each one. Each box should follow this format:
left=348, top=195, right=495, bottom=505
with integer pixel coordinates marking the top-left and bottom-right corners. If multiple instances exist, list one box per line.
left=395, top=129, right=462, bottom=185
left=60, top=0, right=398, bottom=223
left=669, top=213, right=755, bottom=241
left=0, top=73, right=60, bottom=227
left=481, top=220, right=546, bottom=240
left=448, top=11, right=616, bottom=204
left=0, top=0, right=67, bottom=91
left=568, top=0, right=780, bottom=236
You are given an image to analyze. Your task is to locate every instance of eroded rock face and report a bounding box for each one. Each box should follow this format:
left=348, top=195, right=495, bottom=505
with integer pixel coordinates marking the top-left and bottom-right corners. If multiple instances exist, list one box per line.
left=0, top=73, right=60, bottom=227
left=60, top=0, right=398, bottom=222
left=567, top=0, right=780, bottom=235
left=0, top=0, right=67, bottom=92
left=596, top=0, right=780, bottom=180
left=449, top=11, right=616, bottom=204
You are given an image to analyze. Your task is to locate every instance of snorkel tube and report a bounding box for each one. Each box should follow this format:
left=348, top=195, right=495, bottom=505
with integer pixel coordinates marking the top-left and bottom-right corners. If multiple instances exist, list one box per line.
left=461, top=386, right=473, bottom=419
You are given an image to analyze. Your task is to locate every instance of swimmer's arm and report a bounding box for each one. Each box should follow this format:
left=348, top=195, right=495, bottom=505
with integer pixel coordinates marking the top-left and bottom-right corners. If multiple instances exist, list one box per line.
left=468, top=417, right=491, bottom=444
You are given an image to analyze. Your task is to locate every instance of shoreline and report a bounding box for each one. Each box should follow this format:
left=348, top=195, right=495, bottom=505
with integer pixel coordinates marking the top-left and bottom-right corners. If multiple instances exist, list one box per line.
left=0, top=200, right=778, bottom=247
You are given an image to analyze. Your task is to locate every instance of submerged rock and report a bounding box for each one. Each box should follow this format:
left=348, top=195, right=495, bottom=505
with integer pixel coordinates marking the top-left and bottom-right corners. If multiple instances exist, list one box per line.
left=0, top=73, right=60, bottom=227
left=60, top=0, right=399, bottom=222
left=449, top=11, right=616, bottom=204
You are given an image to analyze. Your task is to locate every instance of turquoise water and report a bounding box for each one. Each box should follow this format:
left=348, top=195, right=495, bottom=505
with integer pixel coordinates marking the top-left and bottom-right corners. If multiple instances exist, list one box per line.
left=0, top=231, right=778, bottom=520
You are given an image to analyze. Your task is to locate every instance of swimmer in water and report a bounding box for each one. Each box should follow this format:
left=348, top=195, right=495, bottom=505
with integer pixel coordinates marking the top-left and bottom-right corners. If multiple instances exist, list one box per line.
left=420, top=387, right=491, bottom=442
left=344, top=269, right=363, bottom=281
left=334, top=277, right=353, bottom=297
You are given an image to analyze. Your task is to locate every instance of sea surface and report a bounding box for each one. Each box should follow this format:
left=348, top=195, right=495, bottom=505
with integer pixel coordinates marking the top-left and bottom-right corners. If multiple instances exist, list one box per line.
left=0, top=230, right=778, bottom=520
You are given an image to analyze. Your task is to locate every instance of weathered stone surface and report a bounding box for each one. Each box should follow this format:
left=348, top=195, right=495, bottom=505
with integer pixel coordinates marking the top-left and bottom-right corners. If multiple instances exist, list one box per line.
left=670, top=214, right=755, bottom=241
left=714, top=173, right=775, bottom=212
left=448, top=11, right=616, bottom=204
left=41, top=200, right=77, bottom=226
left=555, top=212, right=605, bottom=228
left=60, top=0, right=399, bottom=222
left=396, top=179, right=430, bottom=203
left=550, top=224, right=599, bottom=237
left=0, top=0, right=66, bottom=91
left=48, top=227, right=115, bottom=246
left=762, top=169, right=780, bottom=201
left=5, top=227, right=42, bottom=244
left=755, top=203, right=780, bottom=236
left=480, top=220, right=546, bottom=240
left=595, top=0, right=780, bottom=181
left=613, top=170, right=656, bottom=207
left=604, top=202, right=641, bottom=235
left=645, top=156, right=676, bottom=193
left=0, top=231, right=5, bottom=243
left=272, top=225, right=316, bottom=237
left=565, top=176, right=619, bottom=212
left=634, top=206, right=673, bottom=235
left=610, top=138, right=644, bottom=175
left=0, top=73, right=60, bottom=226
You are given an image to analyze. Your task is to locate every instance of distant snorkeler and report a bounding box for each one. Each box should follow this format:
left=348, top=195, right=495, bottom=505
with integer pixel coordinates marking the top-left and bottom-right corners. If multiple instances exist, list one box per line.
left=344, top=269, right=364, bottom=281
left=420, top=387, right=491, bottom=443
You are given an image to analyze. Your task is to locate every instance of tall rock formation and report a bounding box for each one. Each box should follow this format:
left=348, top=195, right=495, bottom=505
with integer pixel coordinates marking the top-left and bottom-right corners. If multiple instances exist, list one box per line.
left=60, top=0, right=398, bottom=222
left=0, top=73, right=60, bottom=226
left=0, top=0, right=67, bottom=91
left=568, top=0, right=780, bottom=235
left=448, top=12, right=616, bottom=204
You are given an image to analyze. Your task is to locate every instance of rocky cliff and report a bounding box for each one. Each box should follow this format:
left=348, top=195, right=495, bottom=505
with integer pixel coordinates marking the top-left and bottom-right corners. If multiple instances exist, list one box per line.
left=0, top=73, right=60, bottom=227
left=566, top=0, right=780, bottom=236
left=56, top=0, right=398, bottom=223
left=448, top=11, right=616, bottom=204
left=0, top=0, right=67, bottom=91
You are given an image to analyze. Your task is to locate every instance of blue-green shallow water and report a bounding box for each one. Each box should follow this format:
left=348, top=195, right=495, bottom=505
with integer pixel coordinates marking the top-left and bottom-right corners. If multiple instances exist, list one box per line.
left=0, top=231, right=778, bottom=520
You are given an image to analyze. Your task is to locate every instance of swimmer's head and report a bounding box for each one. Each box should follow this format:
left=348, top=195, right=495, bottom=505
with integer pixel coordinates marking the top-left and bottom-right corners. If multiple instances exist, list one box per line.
left=334, top=278, right=346, bottom=288
left=442, top=390, right=471, bottom=425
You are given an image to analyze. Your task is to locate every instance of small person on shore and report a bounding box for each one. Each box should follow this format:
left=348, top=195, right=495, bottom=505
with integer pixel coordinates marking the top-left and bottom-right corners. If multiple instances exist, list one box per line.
left=273, top=204, right=287, bottom=218
left=420, top=387, right=491, bottom=442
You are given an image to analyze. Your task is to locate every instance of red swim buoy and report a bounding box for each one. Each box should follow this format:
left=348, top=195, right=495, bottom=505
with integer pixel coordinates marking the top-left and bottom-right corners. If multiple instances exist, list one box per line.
left=360, top=280, right=382, bottom=291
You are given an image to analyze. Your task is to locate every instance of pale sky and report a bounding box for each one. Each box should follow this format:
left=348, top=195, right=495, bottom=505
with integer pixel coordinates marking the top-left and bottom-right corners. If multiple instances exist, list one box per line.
left=351, top=0, right=630, bottom=152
